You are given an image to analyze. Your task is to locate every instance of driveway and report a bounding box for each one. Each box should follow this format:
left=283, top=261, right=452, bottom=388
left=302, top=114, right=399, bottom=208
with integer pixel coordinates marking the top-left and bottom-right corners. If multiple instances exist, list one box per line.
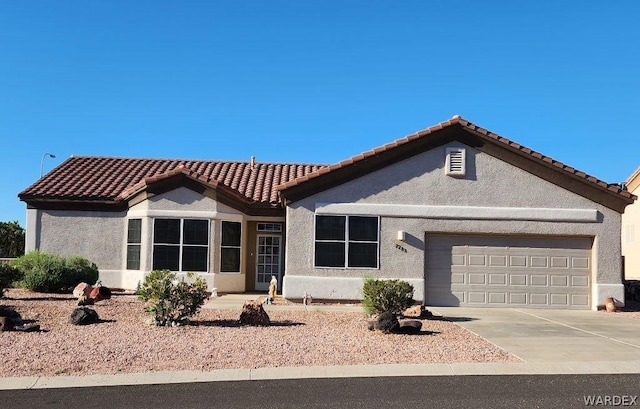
left=430, top=307, right=640, bottom=362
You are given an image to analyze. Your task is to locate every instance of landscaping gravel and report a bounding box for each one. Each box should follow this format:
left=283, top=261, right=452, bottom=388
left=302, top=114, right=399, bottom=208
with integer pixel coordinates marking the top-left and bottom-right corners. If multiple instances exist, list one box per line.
left=1, top=289, right=519, bottom=378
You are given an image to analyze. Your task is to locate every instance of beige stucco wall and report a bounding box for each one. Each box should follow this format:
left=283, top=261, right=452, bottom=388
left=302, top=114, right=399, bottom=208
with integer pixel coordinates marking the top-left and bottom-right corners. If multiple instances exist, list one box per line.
left=26, top=187, right=252, bottom=292
left=283, top=143, right=624, bottom=308
left=31, top=209, right=126, bottom=271
left=622, top=178, right=640, bottom=280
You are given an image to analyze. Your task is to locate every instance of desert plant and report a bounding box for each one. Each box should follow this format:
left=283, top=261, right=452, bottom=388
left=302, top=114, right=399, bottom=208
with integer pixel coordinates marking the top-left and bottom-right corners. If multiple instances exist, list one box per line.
left=138, top=270, right=209, bottom=326
left=12, top=251, right=99, bottom=293
left=361, top=277, right=415, bottom=316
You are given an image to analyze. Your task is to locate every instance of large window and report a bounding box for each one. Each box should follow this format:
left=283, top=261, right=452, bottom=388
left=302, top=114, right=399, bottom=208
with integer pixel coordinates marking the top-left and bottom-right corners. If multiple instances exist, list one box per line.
left=315, top=215, right=379, bottom=268
left=152, top=219, right=209, bottom=272
left=221, top=221, right=242, bottom=272
left=126, top=219, right=142, bottom=270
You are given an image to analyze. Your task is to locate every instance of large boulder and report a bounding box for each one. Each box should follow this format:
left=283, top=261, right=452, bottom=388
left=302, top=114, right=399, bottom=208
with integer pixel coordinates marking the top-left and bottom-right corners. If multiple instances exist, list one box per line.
left=374, top=311, right=400, bottom=333
left=239, top=301, right=270, bottom=326
left=70, top=307, right=99, bottom=325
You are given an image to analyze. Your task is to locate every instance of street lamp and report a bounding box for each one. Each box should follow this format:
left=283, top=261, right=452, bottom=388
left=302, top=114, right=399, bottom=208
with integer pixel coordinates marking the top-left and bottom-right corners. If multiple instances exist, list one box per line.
left=40, top=153, right=56, bottom=177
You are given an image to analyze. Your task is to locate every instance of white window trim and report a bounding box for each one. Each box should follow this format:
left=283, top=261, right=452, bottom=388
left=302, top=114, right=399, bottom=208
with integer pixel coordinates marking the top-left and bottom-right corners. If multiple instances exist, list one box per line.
left=152, top=218, right=210, bottom=273
left=313, top=215, right=380, bottom=269
left=125, top=218, right=142, bottom=271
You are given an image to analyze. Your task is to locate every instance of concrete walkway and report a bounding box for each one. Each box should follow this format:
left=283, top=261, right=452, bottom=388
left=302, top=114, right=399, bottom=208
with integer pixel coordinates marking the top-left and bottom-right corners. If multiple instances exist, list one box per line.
left=3, top=302, right=640, bottom=390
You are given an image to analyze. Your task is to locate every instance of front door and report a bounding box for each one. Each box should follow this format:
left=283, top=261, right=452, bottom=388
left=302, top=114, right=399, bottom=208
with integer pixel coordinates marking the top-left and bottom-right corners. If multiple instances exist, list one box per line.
left=255, top=235, right=282, bottom=291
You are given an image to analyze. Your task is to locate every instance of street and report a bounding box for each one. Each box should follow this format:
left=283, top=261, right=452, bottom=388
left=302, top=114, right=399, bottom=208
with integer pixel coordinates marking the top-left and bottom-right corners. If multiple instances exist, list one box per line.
left=3, top=374, right=639, bottom=409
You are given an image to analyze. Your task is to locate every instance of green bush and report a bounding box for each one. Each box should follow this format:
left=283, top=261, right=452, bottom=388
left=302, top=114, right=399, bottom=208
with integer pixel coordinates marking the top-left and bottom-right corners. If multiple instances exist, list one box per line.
left=12, top=251, right=99, bottom=293
left=138, top=270, right=209, bottom=326
left=361, top=277, right=415, bottom=316
left=0, top=263, right=22, bottom=296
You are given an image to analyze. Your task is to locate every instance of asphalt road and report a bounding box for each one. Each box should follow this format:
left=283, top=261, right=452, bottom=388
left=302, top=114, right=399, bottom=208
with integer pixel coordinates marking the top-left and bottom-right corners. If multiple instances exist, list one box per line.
left=3, top=374, right=639, bottom=409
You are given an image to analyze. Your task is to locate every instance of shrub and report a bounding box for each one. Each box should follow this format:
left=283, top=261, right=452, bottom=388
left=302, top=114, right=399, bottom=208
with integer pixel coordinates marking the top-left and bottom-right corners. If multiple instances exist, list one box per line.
left=12, top=251, right=99, bottom=293
left=0, top=263, right=22, bottom=297
left=138, top=270, right=209, bottom=326
left=361, top=277, right=415, bottom=316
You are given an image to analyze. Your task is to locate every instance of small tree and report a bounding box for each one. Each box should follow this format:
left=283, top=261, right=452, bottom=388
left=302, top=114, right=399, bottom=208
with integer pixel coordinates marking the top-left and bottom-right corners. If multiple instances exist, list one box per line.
left=0, top=221, right=25, bottom=258
left=138, top=270, right=209, bottom=326
left=362, top=277, right=415, bottom=316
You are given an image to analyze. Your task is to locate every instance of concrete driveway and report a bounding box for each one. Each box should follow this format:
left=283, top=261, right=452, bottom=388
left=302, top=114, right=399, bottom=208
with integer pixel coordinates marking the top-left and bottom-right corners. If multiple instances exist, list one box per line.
left=430, top=307, right=640, bottom=362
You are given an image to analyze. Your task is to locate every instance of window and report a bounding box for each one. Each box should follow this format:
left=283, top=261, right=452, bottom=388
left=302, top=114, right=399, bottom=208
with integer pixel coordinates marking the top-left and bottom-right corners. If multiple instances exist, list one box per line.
left=126, top=219, right=142, bottom=270
left=315, top=215, right=379, bottom=268
left=152, top=219, right=209, bottom=272
left=257, top=223, right=282, bottom=232
left=221, top=221, right=242, bottom=272
left=445, top=147, right=466, bottom=176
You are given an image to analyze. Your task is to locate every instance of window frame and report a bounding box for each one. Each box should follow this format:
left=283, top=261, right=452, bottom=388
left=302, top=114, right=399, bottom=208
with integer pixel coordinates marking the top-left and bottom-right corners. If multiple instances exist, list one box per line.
left=151, top=218, right=210, bottom=273
left=220, top=221, right=242, bottom=273
left=314, top=215, right=380, bottom=269
left=257, top=223, right=282, bottom=233
left=126, top=218, right=142, bottom=270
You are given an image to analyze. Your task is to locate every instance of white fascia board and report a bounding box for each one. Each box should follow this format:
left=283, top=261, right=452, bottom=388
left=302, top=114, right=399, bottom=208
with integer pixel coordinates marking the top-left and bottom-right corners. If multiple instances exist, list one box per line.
left=315, top=203, right=598, bottom=223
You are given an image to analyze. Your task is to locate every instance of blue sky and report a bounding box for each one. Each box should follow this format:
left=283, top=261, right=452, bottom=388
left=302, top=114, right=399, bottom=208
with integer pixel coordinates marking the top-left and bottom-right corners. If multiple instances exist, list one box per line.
left=2, top=1, right=639, bottom=227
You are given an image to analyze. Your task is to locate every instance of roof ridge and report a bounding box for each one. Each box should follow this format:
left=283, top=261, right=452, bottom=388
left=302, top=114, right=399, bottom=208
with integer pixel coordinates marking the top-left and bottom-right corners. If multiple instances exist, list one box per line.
left=66, top=154, right=328, bottom=167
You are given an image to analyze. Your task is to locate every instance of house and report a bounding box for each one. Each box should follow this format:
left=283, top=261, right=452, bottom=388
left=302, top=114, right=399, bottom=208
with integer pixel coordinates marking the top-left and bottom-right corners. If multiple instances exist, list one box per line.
left=19, top=157, right=325, bottom=292
left=622, top=167, right=640, bottom=280
left=19, top=116, right=635, bottom=309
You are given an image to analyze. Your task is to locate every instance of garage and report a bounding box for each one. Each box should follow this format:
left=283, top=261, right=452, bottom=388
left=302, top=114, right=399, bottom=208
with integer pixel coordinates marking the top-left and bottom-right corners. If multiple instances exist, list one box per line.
left=425, top=235, right=592, bottom=309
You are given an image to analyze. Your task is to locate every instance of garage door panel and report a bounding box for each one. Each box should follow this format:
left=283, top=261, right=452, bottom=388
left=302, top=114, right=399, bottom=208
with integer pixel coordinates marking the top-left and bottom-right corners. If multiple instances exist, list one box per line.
left=426, top=235, right=592, bottom=309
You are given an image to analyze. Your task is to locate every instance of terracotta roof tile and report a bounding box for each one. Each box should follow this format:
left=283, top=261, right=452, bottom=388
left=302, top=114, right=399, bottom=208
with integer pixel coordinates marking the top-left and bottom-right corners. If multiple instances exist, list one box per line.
left=277, top=116, right=635, bottom=202
left=19, top=156, right=326, bottom=206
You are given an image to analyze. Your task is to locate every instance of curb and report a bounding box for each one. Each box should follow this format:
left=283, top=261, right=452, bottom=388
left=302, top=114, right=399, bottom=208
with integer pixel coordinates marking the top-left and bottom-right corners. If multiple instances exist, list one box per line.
left=2, top=361, right=640, bottom=390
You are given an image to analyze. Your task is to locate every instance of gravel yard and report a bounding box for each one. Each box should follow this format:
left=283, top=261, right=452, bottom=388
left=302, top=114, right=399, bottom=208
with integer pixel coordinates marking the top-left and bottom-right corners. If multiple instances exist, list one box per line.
left=0, top=289, right=523, bottom=378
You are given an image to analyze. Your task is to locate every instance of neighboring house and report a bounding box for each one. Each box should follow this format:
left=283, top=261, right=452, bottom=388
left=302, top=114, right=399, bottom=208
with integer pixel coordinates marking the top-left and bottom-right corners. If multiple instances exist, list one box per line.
left=622, top=167, right=640, bottom=280
left=19, top=116, right=635, bottom=310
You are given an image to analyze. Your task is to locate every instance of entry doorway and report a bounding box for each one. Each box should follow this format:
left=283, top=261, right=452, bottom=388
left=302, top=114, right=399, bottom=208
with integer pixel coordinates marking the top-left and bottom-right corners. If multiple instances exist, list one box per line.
left=255, top=234, right=282, bottom=291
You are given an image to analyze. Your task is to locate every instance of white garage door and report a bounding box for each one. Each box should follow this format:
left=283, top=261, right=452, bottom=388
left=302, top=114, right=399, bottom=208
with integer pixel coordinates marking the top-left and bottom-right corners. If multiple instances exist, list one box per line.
left=425, top=235, right=592, bottom=309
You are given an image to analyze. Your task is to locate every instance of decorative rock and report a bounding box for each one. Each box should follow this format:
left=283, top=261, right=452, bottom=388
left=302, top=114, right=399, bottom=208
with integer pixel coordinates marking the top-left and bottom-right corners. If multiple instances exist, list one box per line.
left=0, top=316, right=13, bottom=331
left=403, top=305, right=433, bottom=319
left=605, top=297, right=617, bottom=313
left=13, top=323, right=40, bottom=332
left=77, top=296, right=95, bottom=306
left=374, top=311, right=400, bottom=333
left=0, top=306, right=23, bottom=327
left=397, top=319, right=423, bottom=335
left=73, top=282, right=93, bottom=298
left=90, top=286, right=112, bottom=302
left=70, top=307, right=99, bottom=325
left=239, top=301, right=270, bottom=326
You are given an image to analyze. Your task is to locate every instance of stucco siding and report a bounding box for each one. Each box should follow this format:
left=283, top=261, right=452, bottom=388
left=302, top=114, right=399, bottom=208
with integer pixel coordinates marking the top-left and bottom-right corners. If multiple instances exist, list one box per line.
left=283, top=144, right=624, bottom=307
left=37, top=210, right=125, bottom=271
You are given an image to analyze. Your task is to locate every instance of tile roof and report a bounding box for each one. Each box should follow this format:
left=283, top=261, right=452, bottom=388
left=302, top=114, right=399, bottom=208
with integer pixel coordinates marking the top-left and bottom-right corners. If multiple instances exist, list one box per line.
left=278, top=116, right=636, bottom=204
left=19, top=156, right=326, bottom=206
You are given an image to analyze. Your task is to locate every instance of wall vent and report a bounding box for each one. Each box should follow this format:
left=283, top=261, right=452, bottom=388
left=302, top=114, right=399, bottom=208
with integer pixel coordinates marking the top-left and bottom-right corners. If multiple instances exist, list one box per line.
left=445, top=147, right=466, bottom=176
